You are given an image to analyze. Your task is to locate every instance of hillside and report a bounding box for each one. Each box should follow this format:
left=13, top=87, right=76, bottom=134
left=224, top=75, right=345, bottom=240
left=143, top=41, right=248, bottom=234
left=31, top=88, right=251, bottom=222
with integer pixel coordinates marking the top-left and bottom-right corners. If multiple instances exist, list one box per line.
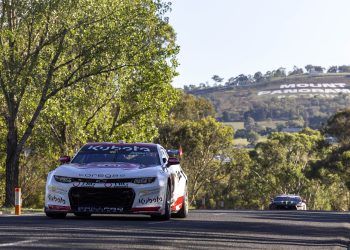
left=187, top=74, right=350, bottom=129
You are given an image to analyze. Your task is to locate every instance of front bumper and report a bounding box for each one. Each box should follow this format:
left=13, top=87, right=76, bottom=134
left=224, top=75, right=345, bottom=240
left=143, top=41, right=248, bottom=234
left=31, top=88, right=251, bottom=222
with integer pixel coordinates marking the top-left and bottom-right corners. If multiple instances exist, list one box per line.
left=269, top=204, right=297, bottom=210
left=45, top=179, right=166, bottom=215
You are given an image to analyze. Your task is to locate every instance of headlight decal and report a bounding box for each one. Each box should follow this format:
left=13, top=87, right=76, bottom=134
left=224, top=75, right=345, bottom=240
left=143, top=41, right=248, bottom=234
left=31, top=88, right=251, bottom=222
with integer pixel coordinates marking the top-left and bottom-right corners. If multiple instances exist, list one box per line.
left=47, top=185, right=69, bottom=195
left=54, top=175, right=73, bottom=183
left=133, top=177, right=156, bottom=184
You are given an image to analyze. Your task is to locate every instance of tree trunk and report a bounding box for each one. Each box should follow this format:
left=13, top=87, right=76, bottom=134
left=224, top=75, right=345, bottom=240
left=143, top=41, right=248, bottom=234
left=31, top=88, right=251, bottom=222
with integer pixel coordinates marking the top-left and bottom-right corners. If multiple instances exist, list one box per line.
left=4, top=117, right=20, bottom=207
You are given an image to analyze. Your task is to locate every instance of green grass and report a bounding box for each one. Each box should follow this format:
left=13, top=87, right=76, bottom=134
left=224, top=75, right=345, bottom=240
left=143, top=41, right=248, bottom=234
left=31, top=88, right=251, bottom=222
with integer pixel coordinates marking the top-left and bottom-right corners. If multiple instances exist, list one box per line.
left=223, top=122, right=244, bottom=130
left=223, top=120, right=287, bottom=130
left=233, top=138, right=248, bottom=145
left=258, top=120, right=286, bottom=129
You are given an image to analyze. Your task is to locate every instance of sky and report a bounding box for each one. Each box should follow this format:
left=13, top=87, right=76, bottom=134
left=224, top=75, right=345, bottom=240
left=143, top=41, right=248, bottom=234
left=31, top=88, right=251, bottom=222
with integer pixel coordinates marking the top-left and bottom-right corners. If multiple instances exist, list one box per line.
left=167, top=0, right=350, bottom=88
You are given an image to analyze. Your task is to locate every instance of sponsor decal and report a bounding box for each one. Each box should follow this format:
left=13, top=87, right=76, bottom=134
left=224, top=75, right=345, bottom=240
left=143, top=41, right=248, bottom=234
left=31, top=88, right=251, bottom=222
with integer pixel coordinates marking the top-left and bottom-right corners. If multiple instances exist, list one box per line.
left=176, top=170, right=182, bottom=181
left=78, top=173, right=125, bottom=178
left=48, top=194, right=66, bottom=204
left=104, top=182, right=128, bottom=188
left=77, top=207, right=123, bottom=213
left=48, top=205, right=71, bottom=211
left=79, top=182, right=96, bottom=187
left=73, top=182, right=128, bottom=187
left=48, top=185, right=68, bottom=195
left=138, top=196, right=163, bottom=205
left=87, top=145, right=151, bottom=152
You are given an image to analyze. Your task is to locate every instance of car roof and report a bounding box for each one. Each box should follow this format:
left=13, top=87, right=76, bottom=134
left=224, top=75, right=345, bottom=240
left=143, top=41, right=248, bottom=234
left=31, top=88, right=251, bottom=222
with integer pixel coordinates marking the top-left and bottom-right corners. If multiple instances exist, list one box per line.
left=275, top=194, right=301, bottom=198
left=84, top=142, right=159, bottom=147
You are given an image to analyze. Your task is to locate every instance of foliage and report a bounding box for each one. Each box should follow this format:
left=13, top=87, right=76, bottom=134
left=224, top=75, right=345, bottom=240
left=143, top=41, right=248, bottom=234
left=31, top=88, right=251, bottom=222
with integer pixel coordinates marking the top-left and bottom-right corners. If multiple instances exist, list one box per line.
left=323, top=109, right=350, bottom=146
left=173, top=117, right=234, bottom=205
left=0, top=0, right=179, bottom=206
left=246, top=131, right=259, bottom=145
left=338, top=65, right=350, bottom=73
left=327, top=66, right=338, bottom=73
left=244, top=129, right=323, bottom=208
left=168, top=91, right=216, bottom=122
left=158, top=93, right=350, bottom=211
left=156, top=93, right=234, bottom=206
left=288, top=66, right=304, bottom=75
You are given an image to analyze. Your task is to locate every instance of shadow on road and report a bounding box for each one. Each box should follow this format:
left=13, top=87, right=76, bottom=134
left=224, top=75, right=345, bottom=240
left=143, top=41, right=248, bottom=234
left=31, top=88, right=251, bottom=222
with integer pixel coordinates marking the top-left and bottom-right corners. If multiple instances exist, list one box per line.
left=0, top=210, right=348, bottom=249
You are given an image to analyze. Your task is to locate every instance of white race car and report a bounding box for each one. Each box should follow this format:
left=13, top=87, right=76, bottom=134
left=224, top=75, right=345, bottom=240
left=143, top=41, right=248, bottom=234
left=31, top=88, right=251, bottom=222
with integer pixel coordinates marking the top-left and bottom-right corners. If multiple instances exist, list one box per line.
left=45, top=142, right=188, bottom=220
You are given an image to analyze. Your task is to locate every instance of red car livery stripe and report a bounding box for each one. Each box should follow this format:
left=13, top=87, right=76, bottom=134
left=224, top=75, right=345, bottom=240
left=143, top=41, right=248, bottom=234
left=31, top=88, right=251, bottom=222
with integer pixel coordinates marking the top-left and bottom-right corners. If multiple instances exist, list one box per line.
left=171, top=196, right=184, bottom=211
left=130, top=207, right=161, bottom=212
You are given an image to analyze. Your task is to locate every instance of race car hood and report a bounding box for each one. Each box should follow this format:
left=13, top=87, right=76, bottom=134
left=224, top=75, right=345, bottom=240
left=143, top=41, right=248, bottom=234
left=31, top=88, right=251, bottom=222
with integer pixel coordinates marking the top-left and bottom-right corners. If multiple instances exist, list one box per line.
left=53, top=162, right=162, bottom=179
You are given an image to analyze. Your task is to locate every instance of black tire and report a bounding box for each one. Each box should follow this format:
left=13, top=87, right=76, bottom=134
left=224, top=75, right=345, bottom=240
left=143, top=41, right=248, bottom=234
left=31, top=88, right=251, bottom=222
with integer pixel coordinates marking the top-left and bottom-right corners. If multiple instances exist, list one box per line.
left=173, top=185, right=188, bottom=218
left=45, top=211, right=67, bottom=219
left=151, top=184, right=171, bottom=221
left=74, top=212, right=92, bottom=217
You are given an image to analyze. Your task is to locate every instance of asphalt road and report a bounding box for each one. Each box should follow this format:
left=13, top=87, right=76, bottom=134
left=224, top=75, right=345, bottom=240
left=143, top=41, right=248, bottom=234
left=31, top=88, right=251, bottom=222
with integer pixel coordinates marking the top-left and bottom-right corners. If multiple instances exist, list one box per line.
left=0, top=210, right=349, bottom=249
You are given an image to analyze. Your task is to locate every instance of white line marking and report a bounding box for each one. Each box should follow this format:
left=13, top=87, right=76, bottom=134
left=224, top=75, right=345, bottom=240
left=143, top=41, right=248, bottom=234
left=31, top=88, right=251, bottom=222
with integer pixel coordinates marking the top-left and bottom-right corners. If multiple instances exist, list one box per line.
left=213, top=213, right=225, bottom=216
left=0, top=213, right=43, bottom=217
left=148, top=221, right=171, bottom=225
left=0, top=240, right=36, bottom=247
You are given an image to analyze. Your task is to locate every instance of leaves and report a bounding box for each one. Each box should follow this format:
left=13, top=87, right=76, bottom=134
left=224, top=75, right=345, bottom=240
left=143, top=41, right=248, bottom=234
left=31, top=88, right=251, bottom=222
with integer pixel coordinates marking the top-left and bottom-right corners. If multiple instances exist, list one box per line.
left=0, top=0, right=179, bottom=206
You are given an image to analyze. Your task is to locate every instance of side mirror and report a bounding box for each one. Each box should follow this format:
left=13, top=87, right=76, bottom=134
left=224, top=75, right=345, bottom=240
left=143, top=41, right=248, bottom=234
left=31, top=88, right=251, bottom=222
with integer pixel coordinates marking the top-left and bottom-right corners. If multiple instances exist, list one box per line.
left=59, top=155, right=71, bottom=164
left=167, top=157, right=180, bottom=166
left=302, top=199, right=306, bottom=203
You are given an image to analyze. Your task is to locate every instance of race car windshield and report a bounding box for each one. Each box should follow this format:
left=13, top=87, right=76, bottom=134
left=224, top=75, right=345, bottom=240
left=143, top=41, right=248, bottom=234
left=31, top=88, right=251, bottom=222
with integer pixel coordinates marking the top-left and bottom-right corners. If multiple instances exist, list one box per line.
left=71, top=145, right=161, bottom=166
left=273, top=196, right=302, bottom=203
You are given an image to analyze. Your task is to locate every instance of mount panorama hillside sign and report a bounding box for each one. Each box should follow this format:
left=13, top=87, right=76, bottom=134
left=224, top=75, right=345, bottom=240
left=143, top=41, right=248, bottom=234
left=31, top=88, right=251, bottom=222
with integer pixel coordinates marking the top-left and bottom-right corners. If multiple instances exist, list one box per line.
left=257, top=83, right=350, bottom=98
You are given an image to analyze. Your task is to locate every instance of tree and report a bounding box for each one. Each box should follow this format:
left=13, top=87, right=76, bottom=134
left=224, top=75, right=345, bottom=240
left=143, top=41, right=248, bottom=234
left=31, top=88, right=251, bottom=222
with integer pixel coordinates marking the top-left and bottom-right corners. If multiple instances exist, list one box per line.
left=225, top=77, right=236, bottom=86
left=0, top=0, right=178, bottom=206
left=246, top=131, right=259, bottom=145
left=305, top=64, right=314, bottom=73
left=157, top=91, right=216, bottom=148
left=264, top=71, right=273, bottom=78
left=212, top=75, right=224, bottom=84
left=274, top=67, right=286, bottom=77
left=313, top=66, right=325, bottom=73
left=327, top=66, right=338, bottom=73
left=156, top=93, right=234, bottom=205
left=253, top=72, right=263, bottom=82
left=168, top=92, right=216, bottom=122
left=288, top=66, right=304, bottom=75
left=244, top=117, right=256, bottom=131
left=323, top=109, right=350, bottom=147
left=206, top=148, right=252, bottom=209
left=173, top=118, right=234, bottom=205
left=338, top=65, right=350, bottom=73
left=248, top=129, right=324, bottom=208
left=235, top=74, right=249, bottom=85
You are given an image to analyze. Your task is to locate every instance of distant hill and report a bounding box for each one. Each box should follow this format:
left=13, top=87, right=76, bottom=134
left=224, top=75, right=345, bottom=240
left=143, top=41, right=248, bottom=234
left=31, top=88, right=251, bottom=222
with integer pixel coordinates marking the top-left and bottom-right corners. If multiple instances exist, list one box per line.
left=186, top=74, right=350, bottom=129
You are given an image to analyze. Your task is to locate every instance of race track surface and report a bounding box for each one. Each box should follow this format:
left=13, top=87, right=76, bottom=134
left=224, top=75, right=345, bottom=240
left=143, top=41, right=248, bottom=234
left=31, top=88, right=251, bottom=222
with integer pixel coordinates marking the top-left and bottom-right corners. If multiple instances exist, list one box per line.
left=0, top=210, right=349, bottom=249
